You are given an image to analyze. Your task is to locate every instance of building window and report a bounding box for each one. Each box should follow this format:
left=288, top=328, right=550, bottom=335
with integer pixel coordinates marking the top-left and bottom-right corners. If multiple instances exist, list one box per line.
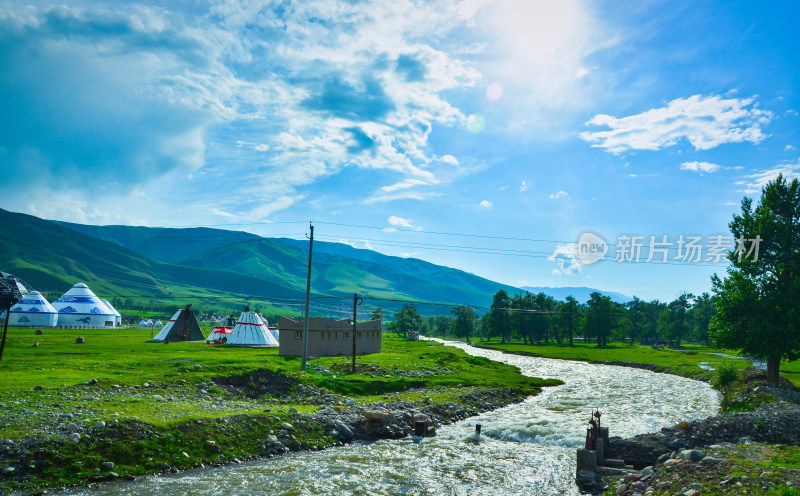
left=334, top=332, right=338, bottom=339
left=357, top=331, right=362, bottom=338
left=295, top=331, right=302, bottom=339
left=344, top=332, right=349, bottom=339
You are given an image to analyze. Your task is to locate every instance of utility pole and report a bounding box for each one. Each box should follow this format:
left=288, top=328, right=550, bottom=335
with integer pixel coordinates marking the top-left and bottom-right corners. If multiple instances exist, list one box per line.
left=301, top=223, right=314, bottom=372
left=352, top=293, right=362, bottom=373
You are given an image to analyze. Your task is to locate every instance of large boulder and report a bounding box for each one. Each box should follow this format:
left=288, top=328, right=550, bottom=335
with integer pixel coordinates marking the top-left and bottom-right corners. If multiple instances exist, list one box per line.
left=362, top=409, right=394, bottom=422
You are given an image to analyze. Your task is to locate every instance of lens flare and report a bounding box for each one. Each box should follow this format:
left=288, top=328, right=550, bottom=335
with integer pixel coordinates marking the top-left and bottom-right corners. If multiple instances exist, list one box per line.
left=466, top=113, right=486, bottom=133
left=486, top=82, right=504, bottom=102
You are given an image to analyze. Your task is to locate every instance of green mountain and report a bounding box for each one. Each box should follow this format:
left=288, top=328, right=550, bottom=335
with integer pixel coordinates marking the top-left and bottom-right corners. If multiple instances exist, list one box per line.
left=0, top=209, right=306, bottom=304
left=52, top=218, right=523, bottom=309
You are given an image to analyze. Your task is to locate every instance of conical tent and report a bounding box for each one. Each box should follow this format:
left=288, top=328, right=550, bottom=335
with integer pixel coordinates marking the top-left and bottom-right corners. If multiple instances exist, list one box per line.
left=52, top=283, right=115, bottom=327
left=101, top=299, right=122, bottom=327
left=149, top=305, right=204, bottom=342
left=267, top=327, right=280, bottom=342
left=226, top=309, right=278, bottom=347
left=8, top=291, right=58, bottom=327
left=138, top=320, right=148, bottom=326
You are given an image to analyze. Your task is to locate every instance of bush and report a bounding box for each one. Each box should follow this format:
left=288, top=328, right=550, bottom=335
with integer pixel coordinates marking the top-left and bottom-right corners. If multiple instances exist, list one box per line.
left=711, top=360, right=739, bottom=409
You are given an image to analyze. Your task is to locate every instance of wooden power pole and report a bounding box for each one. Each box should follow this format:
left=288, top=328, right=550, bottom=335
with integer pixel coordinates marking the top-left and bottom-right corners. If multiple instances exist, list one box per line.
left=301, top=224, right=314, bottom=372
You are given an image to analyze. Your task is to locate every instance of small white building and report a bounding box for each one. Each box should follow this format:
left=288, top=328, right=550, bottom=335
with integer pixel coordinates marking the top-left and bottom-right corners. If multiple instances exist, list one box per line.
left=52, top=283, right=116, bottom=327
left=8, top=291, right=58, bottom=327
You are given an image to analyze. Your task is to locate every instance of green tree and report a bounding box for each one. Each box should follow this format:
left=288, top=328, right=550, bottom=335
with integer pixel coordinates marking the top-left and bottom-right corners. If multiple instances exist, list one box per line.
left=660, top=293, right=692, bottom=347
left=565, top=296, right=578, bottom=346
left=689, top=292, right=715, bottom=345
left=490, top=290, right=512, bottom=343
left=711, top=175, right=800, bottom=384
left=391, top=304, right=421, bottom=338
left=626, top=296, right=643, bottom=345
left=585, top=292, right=613, bottom=347
left=371, top=307, right=385, bottom=322
left=450, top=305, right=478, bottom=340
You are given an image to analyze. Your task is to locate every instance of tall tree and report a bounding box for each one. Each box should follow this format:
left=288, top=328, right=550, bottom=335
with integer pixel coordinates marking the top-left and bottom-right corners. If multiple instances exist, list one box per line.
left=627, top=296, right=643, bottom=345
left=690, top=292, right=715, bottom=345
left=450, top=305, right=478, bottom=341
left=490, top=290, right=512, bottom=343
left=565, top=296, right=578, bottom=346
left=585, top=292, right=613, bottom=347
left=711, top=175, right=800, bottom=384
left=662, top=293, right=692, bottom=347
left=370, top=307, right=385, bottom=322
left=391, top=304, right=421, bottom=338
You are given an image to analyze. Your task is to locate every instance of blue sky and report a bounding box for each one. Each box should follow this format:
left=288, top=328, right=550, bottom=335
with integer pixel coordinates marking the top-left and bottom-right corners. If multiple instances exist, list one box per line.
left=1, top=0, right=798, bottom=302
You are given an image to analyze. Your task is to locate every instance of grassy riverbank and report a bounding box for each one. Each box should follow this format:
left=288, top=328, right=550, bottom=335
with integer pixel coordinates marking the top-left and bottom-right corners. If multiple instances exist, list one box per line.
left=0, top=327, right=559, bottom=492
left=473, top=339, right=800, bottom=388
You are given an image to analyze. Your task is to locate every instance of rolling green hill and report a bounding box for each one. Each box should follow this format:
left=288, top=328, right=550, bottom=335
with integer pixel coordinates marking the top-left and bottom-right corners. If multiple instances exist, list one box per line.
left=4, top=208, right=528, bottom=314
left=52, top=220, right=522, bottom=309
left=0, top=209, right=307, bottom=305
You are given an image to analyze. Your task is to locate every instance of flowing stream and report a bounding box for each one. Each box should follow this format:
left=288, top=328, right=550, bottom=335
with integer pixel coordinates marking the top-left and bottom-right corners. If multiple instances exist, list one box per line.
left=65, top=341, right=719, bottom=496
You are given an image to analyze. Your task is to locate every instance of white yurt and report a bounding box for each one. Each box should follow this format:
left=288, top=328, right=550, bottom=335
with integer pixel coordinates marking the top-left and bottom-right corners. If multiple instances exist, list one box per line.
left=52, top=283, right=116, bottom=327
left=154, top=320, right=163, bottom=327
left=267, top=326, right=280, bottom=343
left=101, top=299, right=122, bottom=327
left=138, top=320, right=148, bottom=327
left=226, top=310, right=278, bottom=347
left=7, top=291, right=58, bottom=327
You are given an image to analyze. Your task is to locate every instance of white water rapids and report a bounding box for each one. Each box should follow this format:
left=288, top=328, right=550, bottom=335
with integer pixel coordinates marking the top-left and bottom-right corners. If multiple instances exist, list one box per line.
left=65, top=341, right=719, bottom=495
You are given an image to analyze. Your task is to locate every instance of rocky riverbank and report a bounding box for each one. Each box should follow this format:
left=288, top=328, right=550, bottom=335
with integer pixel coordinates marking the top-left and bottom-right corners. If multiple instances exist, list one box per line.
left=586, top=369, right=800, bottom=495
left=0, top=376, right=530, bottom=493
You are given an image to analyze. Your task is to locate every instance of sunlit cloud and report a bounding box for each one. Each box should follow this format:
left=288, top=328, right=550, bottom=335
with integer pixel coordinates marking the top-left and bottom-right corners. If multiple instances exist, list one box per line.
left=581, top=95, right=772, bottom=154
left=550, top=190, right=568, bottom=199
left=479, top=200, right=493, bottom=208
left=740, top=159, right=800, bottom=194
left=549, top=243, right=581, bottom=275
left=680, top=161, right=721, bottom=174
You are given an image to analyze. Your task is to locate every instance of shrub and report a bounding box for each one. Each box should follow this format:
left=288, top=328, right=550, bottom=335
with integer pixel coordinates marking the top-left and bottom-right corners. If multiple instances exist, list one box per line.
left=711, top=360, right=739, bottom=409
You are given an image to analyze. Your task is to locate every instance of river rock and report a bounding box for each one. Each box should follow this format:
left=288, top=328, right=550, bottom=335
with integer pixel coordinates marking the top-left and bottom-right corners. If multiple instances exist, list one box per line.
left=65, top=423, right=80, bottom=433
left=334, top=421, right=354, bottom=441
left=289, top=407, right=298, bottom=413
left=92, top=421, right=106, bottom=430
left=346, top=399, right=355, bottom=406
left=101, top=461, right=114, bottom=470
left=674, top=421, right=691, bottom=430
left=281, top=422, right=294, bottom=431
left=3, top=467, right=14, bottom=475
left=67, top=433, right=80, bottom=443
left=679, top=449, right=704, bottom=462
left=363, top=409, right=394, bottom=422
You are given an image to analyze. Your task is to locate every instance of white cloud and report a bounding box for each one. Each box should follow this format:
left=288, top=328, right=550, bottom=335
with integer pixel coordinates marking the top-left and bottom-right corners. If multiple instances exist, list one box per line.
left=479, top=200, right=493, bottom=208
left=550, top=190, right=568, bottom=199
left=786, top=145, right=797, bottom=151
left=680, top=161, right=721, bottom=174
left=581, top=95, right=773, bottom=154
left=519, top=180, right=529, bottom=191
left=549, top=243, right=581, bottom=275
left=574, top=67, right=589, bottom=79
left=387, top=216, right=417, bottom=229
left=400, top=252, right=418, bottom=258
left=740, top=159, right=800, bottom=194
left=437, top=154, right=459, bottom=165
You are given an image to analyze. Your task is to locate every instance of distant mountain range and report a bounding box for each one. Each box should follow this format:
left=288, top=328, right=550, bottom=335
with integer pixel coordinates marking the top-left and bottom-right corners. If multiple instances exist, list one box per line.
left=0, top=208, right=633, bottom=315
left=519, top=286, right=632, bottom=304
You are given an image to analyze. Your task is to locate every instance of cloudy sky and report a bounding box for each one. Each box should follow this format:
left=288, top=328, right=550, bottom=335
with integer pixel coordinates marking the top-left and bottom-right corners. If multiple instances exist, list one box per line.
left=1, top=0, right=798, bottom=301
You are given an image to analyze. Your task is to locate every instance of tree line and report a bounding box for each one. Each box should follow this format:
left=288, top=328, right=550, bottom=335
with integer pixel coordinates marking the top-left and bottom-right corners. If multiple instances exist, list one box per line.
left=387, top=291, right=715, bottom=347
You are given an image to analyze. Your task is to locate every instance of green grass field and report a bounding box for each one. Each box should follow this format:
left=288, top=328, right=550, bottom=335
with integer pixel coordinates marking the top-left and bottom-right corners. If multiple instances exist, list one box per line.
left=0, top=327, right=557, bottom=425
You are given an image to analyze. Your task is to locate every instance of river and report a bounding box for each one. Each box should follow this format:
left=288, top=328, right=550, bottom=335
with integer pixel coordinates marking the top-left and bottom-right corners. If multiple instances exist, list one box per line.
left=65, top=341, right=719, bottom=495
